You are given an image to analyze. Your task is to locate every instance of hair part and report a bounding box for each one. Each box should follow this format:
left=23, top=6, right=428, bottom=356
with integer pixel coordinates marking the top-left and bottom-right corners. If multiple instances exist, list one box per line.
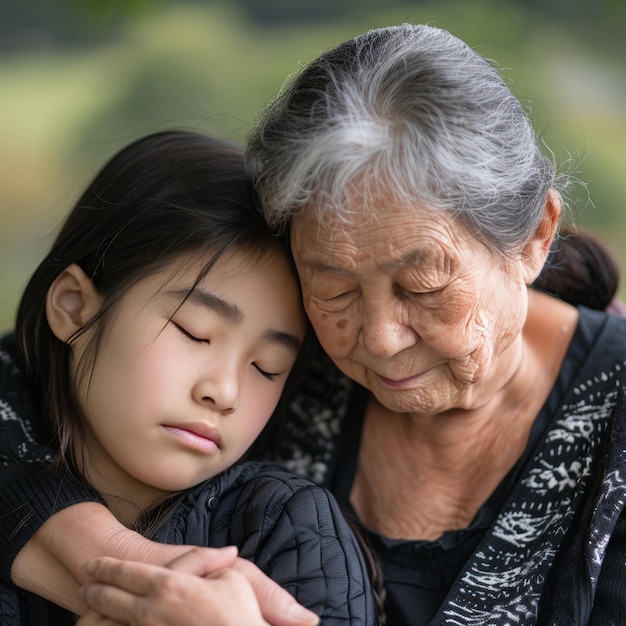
left=247, top=23, right=570, bottom=253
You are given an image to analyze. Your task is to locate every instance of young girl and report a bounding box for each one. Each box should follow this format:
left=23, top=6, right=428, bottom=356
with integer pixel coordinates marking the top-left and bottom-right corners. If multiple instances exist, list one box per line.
left=0, top=130, right=375, bottom=624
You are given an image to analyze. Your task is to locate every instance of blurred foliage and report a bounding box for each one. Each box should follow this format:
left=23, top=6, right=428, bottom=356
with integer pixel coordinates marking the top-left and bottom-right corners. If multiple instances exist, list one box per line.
left=0, top=0, right=624, bottom=329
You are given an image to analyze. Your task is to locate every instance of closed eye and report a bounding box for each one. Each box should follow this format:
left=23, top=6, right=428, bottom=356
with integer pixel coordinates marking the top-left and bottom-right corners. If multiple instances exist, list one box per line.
left=253, top=363, right=280, bottom=381
left=398, top=283, right=446, bottom=299
left=173, top=322, right=209, bottom=344
left=321, top=291, right=353, bottom=301
left=313, top=290, right=357, bottom=312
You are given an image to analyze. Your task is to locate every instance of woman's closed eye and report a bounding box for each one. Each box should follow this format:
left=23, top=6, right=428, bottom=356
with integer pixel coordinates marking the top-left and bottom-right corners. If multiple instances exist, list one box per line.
left=407, top=286, right=445, bottom=298
left=321, top=288, right=356, bottom=300
left=312, top=290, right=358, bottom=312
left=396, top=278, right=448, bottom=300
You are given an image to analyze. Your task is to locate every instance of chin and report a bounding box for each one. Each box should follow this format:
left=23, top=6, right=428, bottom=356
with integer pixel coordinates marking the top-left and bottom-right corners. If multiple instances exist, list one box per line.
left=371, top=387, right=447, bottom=416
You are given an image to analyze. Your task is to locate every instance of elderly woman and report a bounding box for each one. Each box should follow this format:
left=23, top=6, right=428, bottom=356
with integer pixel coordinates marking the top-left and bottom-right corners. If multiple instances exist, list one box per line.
left=3, top=24, right=626, bottom=626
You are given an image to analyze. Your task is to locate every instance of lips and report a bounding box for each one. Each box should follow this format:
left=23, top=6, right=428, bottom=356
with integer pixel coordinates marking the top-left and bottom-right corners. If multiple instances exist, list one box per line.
left=376, top=369, right=430, bottom=388
left=162, top=422, right=222, bottom=452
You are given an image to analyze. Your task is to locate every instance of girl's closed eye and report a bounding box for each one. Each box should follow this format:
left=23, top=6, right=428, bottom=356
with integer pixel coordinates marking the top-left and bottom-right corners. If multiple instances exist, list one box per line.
left=173, top=317, right=291, bottom=381
left=253, top=363, right=280, bottom=381
left=173, top=321, right=209, bottom=344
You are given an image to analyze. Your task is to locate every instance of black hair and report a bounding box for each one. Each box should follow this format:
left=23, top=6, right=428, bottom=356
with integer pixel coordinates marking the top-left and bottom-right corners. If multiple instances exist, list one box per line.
left=533, top=227, right=622, bottom=310
left=15, top=129, right=297, bottom=474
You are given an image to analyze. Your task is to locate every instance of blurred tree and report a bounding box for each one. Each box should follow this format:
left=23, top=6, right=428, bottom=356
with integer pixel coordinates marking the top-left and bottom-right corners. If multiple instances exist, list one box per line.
left=66, top=0, right=161, bottom=24
left=232, top=0, right=382, bottom=23
left=1, top=0, right=624, bottom=44
left=0, top=0, right=157, bottom=50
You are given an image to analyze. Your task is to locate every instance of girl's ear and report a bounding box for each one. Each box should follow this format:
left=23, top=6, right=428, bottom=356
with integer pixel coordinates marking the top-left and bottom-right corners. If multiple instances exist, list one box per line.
left=521, top=189, right=561, bottom=284
left=46, top=264, right=102, bottom=342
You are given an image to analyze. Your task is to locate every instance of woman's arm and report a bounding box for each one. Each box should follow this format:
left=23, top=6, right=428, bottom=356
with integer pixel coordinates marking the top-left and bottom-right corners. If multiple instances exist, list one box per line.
left=11, top=502, right=193, bottom=613
left=13, top=504, right=320, bottom=626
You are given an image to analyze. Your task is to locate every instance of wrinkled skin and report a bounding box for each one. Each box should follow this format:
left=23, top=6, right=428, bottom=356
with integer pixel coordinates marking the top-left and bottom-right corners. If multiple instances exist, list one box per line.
left=291, top=199, right=539, bottom=419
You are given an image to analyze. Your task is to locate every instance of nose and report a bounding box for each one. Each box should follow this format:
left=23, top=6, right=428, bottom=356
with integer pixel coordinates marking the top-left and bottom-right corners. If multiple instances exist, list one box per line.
left=360, top=299, right=418, bottom=359
left=192, top=361, right=240, bottom=415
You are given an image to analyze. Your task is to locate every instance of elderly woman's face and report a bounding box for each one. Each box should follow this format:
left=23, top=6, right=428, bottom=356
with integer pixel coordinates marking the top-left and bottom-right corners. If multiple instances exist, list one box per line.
left=290, top=199, right=533, bottom=415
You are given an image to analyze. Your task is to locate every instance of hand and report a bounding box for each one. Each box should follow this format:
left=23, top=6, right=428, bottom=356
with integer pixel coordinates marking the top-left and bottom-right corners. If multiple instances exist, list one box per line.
left=79, top=547, right=320, bottom=626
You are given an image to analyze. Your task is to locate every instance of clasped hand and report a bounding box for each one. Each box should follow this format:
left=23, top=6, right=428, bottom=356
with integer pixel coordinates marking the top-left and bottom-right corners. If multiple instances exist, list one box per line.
left=75, top=546, right=319, bottom=626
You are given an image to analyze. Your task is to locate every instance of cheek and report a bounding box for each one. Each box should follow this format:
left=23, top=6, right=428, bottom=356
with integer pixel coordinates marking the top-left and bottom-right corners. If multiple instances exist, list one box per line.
left=306, top=306, right=356, bottom=355
left=102, top=337, right=183, bottom=416
left=446, top=281, right=524, bottom=365
left=417, top=289, right=481, bottom=348
left=121, top=343, right=171, bottom=393
left=240, top=381, right=284, bottom=441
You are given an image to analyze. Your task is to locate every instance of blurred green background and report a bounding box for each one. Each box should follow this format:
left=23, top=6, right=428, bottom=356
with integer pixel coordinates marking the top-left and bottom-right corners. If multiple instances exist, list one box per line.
left=1, top=0, right=625, bottom=330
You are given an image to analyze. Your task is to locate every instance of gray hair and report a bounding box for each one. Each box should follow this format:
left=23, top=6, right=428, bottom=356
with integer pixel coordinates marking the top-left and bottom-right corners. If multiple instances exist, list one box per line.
left=247, top=23, right=568, bottom=253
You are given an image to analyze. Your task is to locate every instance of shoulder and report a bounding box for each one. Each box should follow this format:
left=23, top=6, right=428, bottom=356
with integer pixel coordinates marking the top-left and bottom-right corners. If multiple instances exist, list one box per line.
left=580, top=305, right=626, bottom=347
left=215, top=462, right=348, bottom=534
left=177, top=461, right=357, bottom=554
left=164, top=461, right=346, bottom=535
left=574, top=307, right=626, bottom=379
left=161, top=461, right=376, bottom=624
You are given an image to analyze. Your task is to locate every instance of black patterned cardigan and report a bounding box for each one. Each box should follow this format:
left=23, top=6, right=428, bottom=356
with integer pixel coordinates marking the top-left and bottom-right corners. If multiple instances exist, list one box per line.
left=264, top=307, right=626, bottom=625
left=2, top=307, right=626, bottom=624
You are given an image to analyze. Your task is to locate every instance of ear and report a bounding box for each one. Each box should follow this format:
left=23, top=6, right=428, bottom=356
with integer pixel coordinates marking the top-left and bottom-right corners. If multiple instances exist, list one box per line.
left=521, top=189, right=561, bottom=284
left=46, top=264, right=102, bottom=342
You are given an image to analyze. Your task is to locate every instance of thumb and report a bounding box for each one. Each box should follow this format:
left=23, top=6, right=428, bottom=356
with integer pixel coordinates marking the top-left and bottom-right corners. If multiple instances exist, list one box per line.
left=234, top=557, right=319, bottom=626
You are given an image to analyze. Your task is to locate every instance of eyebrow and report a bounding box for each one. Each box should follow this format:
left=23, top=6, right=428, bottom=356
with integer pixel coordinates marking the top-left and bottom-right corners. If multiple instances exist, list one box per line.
left=169, top=288, right=243, bottom=322
left=167, top=288, right=302, bottom=353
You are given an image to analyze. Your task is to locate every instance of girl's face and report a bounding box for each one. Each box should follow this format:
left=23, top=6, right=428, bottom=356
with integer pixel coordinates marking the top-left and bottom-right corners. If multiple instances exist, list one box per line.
left=72, top=247, right=305, bottom=517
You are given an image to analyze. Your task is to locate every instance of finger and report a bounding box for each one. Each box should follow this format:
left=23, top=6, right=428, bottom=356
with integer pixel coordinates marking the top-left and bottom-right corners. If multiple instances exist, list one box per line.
left=85, top=557, right=169, bottom=594
left=75, top=609, right=125, bottom=626
left=233, top=558, right=320, bottom=626
left=79, top=583, right=140, bottom=624
left=166, top=545, right=239, bottom=576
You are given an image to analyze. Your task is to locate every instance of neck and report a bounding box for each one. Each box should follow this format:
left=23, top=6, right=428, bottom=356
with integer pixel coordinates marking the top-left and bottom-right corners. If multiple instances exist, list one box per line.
left=86, top=472, right=167, bottom=528
left=76, top=432, right=171, bottom=529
